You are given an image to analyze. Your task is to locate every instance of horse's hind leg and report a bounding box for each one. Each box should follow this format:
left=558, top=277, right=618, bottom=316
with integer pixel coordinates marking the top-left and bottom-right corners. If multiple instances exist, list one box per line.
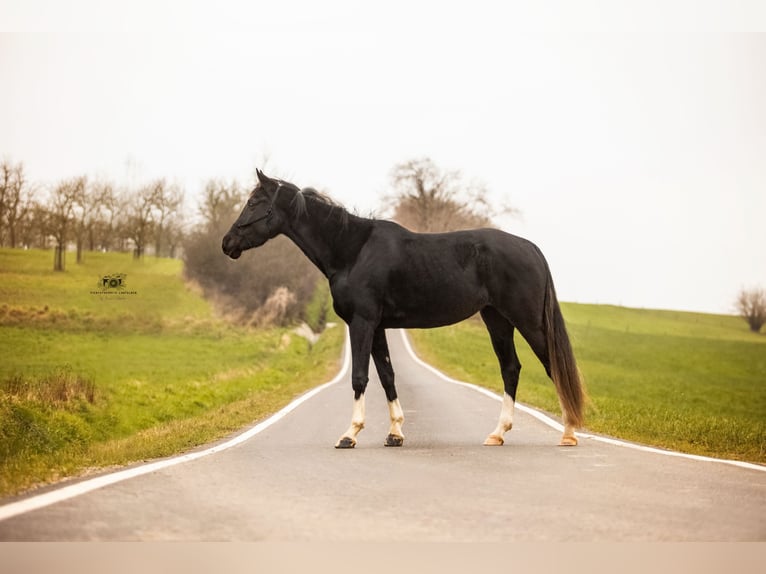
left=480, top=307, right=520, bottom=446
left=518, top=326, right=579, bottom=446
left=372, top=328, right=404, bottom=447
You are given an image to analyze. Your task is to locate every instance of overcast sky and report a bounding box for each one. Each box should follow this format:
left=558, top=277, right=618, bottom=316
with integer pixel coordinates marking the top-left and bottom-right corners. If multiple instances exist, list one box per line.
left=1, top=1, right=765, bottom=314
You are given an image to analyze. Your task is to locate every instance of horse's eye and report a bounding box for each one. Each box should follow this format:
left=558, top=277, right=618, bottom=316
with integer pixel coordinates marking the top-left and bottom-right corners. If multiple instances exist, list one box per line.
left=247, top=198, right=257, bottom=208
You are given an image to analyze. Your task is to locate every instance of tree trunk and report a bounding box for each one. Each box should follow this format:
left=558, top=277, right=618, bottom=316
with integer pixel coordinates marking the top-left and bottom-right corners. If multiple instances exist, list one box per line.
left=53, top=244, right=65, bottom=271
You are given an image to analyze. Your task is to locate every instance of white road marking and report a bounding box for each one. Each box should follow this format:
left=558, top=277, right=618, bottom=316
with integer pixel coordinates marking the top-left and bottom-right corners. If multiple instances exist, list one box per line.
left=398, top=329, right=766, bottom=473
left=0, top=332, right=352, bottom=522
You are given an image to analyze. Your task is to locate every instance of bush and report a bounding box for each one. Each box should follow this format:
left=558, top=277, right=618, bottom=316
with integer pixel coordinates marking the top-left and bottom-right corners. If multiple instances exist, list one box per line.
left=182, top=180, right=322, bottom=326
left=736, top=287, right=766, bottom=333
left=304, top=280, right=332, bottom=333
left=1, top=367, right=96, bottom=406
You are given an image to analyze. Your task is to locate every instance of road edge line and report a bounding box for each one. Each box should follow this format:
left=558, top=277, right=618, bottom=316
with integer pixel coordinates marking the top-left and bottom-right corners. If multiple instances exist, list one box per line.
left=399, top=329, right=766, bottom=473
left=0, top=331, right=352, bottom=522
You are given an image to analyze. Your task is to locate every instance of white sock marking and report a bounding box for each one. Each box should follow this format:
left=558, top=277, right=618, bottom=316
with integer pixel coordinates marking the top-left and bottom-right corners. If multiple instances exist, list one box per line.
left=339, top=394, right=366, bottom=443
left=489, top=393, right=515, bottom=439
left=387, top=398, right=405, bottom=438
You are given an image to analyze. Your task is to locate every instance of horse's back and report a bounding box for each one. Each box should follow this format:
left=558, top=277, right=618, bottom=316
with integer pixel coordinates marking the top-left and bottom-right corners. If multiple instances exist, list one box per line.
left=365, top=222, right=548, bottom=289
left=351, top=222, right=549, bottom=329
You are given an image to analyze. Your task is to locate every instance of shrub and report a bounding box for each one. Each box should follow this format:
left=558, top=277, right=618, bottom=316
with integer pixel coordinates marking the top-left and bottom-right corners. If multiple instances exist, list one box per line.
left=182, top=180, right=322, bottom=326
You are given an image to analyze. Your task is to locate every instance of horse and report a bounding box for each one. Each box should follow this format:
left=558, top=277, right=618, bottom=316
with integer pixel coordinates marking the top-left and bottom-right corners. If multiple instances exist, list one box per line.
left=222, top=169, right=585, bottom=448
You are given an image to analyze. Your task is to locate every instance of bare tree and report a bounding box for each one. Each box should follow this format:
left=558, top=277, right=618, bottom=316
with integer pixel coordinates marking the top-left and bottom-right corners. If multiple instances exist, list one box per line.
left=88, top=181, right=119, bottom=252
left=387, top=157, right=515, bottom=232
left=163, top=209, right=186, bottom=259
left=123, top=181, right=159, bottom=259
left=736, top=287, right=766, bottom=333
left=151, top=181, right=183, bottom=257
left=49, top=177, right=84, bottom=271
left=72, top=176, right=98, bottom=264
left=198, top=179, right=245, bottom=233
left=0, top=160, right=11, bottom=246
left=0, top=160, right=29, bottom=248
left=19, top=199, right=48, bottom=249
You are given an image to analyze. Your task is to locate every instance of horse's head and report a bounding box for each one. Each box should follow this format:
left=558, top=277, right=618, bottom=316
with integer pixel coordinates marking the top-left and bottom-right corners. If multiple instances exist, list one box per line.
left=222, top=169, right=285, bottom=259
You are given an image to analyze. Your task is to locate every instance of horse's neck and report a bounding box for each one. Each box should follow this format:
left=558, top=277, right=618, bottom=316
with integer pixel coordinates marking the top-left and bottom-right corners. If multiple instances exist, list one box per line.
left=283, top=204, right=371, bottom=279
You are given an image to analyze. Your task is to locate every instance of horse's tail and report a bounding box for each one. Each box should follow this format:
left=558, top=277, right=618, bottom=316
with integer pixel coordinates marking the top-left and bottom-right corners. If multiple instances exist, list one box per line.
left=542, top=270, right=585, bottom=428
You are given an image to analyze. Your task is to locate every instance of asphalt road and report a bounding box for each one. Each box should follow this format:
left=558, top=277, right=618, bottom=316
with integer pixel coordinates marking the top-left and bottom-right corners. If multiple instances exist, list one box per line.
left=1, top=330, right=764, bottom=541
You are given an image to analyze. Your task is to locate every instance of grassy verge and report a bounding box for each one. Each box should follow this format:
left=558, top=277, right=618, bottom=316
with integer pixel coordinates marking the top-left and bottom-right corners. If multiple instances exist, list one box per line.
left=408, top=304, right=766, bottom=464
left=0, top=249, right=344, bottom=497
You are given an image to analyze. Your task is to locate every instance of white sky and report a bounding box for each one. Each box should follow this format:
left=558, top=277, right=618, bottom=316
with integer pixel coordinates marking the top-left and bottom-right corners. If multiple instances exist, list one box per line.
left=1, top=1, right=765, bottom=314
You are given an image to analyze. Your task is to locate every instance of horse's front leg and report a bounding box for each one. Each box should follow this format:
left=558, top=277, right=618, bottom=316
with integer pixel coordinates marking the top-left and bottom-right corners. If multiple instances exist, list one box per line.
left=372, top=328, right=404, bottom=447
left=335, top=317, right=376, bottom=449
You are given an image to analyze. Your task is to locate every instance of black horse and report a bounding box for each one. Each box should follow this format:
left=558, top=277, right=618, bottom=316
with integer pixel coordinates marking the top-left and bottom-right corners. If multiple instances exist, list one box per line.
left=223, top=170, right=585, bottom=448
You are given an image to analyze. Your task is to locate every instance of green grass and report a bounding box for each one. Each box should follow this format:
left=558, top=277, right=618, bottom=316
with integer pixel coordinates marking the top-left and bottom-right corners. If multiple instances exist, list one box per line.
left=0, top=247, right=212, bottom=320
left=408, top=304, right=766, bottom=464
left=0, top=248, right=345, bottom=497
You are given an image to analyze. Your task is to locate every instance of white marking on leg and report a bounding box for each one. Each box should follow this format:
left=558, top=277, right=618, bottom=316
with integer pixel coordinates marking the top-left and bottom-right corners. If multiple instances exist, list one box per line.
left=387, top=398, right=405, bottom=439
left=348, top=394, right=366, bottom=436
left=559, top=401, right=579, bottom=446
left=484, top=393, right=514, bottom=446
left=560, top=425, right=578, bottom=446
left=336, top=394, right=365, bottom=447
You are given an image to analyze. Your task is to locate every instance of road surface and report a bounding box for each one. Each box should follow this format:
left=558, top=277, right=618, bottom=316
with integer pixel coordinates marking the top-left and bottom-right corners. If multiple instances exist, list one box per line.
left=0, top=330, right=764, bottom=541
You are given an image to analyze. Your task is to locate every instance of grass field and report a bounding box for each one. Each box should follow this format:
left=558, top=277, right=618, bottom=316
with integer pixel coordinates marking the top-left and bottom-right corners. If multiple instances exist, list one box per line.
left=408, top=304, right=766, bottom=464
left=0, top=248, right=344, bottom=497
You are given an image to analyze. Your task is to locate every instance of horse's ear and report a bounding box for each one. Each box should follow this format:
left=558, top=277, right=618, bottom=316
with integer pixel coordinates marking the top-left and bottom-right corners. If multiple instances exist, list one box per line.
left=256, top=169, right=270, bottom=184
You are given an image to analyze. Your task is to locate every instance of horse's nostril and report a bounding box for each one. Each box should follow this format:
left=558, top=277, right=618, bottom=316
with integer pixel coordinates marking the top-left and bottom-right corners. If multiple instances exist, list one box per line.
left=222, top=234, right=243, bottom=259
left=222, top=234, right=235, bottom=254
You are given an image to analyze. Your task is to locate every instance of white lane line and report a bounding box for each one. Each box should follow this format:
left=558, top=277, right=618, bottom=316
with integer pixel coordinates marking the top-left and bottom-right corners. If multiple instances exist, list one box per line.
left=0, top=332, right=352, bottom=522
left=399, top=329, right=766, bottom=473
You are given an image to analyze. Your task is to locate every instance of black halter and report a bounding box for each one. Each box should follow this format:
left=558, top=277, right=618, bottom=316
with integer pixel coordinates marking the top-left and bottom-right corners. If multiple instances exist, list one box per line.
left=237, top=184, right=280, bottom=230
left=237, top=205, right=273, bottom=229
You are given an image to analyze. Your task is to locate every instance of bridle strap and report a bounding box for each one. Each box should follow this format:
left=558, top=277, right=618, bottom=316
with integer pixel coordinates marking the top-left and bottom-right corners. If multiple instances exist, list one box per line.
left=237, top=206, right=273, bottom=229
left=237, top=184, right=280, bottom=230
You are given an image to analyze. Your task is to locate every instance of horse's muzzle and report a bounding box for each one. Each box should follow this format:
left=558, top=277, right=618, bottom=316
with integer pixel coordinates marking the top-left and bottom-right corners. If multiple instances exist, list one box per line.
left=222, top=234, right=242, bottom=259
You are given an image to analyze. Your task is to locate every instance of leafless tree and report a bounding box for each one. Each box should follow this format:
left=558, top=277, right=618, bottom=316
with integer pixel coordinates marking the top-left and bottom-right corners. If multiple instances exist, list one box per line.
left=117, top=179, right=185, bottom=259
left=89, top=181, right=119, bottom=252
left=166, top=211, right=186, bottom=258
left=0, top=160, right=11, bottom=246
left=198, top=179, right=246, bottom=233
left=0, top=160, right=30, bottom=248
left=386, top=157, right=516, bottom=232
left=71, top=176, right=99, bottom=264
left=736, top=287, right=766, bottom=333
left=49, top=177, right=84, bottom=271
left=151, top=181, right=184, bottom=258
left=123, top=180, right=160, bottom=259
left=19, top=201, right=49, bottom=249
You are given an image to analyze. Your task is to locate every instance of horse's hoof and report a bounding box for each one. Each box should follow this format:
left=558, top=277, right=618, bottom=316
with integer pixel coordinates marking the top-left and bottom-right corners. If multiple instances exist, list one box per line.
left=483, top=435, right=504, bottom=446
left=384, top=434, right=404, bottom=447
left=335, top=437, right=356, bottom=449
left=559, top=435, right=578, bottom=446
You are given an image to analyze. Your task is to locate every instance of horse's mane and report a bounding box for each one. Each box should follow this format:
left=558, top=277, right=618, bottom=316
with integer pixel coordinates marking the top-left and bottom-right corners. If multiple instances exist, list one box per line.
left=289, top=184, right=350, bottom=228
